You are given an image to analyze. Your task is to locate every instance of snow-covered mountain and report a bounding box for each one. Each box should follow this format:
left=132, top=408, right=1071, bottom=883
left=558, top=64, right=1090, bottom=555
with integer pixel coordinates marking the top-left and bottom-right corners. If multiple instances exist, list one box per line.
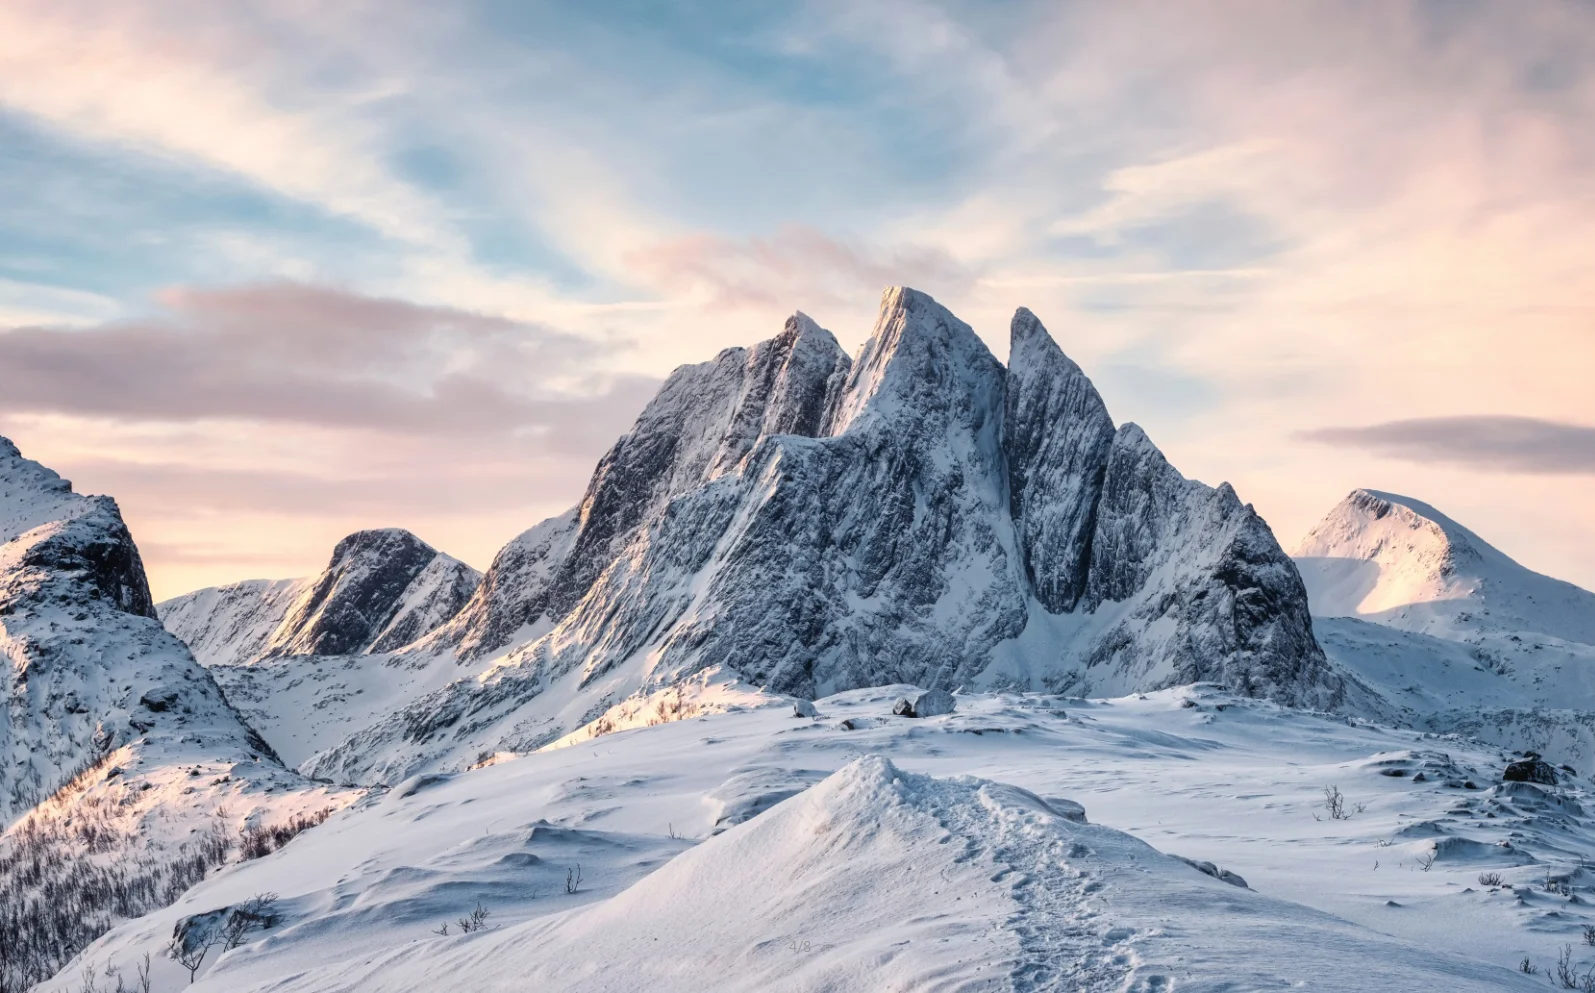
left=0, top=435, right=351, bottom=992
left=293, top=288, right=1337, bottom=784
left=1296, top=488, right=1595, bottom=645
left=0, top=436, right=285, bottom=821
left=1294, top=489, right=1595, bottom=762
left=160, top=529, right=480, bottom=667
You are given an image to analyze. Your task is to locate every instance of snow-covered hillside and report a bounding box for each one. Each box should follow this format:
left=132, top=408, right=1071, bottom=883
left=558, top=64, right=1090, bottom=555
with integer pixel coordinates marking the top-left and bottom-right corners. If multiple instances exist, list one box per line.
left=50, top=689, right=1561, bottom=992
left=0, top=436, right=353, bottom=993
left=1295, top=489, right=1595, bottom=764
left=160, top=529, right=479, bottom=667
left=0, top=436, right=278, bottom=822
left=272, top=288, right=1336, bottom=785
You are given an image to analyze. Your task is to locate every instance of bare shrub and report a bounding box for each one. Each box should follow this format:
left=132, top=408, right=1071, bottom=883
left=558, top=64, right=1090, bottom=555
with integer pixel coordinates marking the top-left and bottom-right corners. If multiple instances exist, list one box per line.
left=456, top=902, right=491, bottom=934
left=1478, top=871, right=1504, bottom=888
left=0, top=798, right=330, bottom=992
left=1318, top=785, right=1352, bottom=821
left=1551, top=944, right=1595, bottom=991
left=167, top=927, right=215, bottom=986
left=566, top=864, right=583, bottom=894
left=220, top=894, right=280, bottom=950
left=240, top=808, right=333, bottom=861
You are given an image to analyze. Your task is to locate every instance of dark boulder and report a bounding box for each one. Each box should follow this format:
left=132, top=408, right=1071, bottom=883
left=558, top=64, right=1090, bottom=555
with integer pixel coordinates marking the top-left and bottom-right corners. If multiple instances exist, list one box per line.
left=1503, top=754, right=1558, bottom=786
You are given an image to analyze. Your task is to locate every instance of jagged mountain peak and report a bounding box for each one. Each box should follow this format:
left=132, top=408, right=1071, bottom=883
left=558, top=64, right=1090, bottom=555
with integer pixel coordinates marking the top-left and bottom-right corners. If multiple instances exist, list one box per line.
left=1, top=435, right=283, bottom=822
left=1003, top=308, right=1117, bottom=613
left=287, top=291, right=1338, bottom=783
left=1, top=434, right=155, bottom=619
left=1009, top=305, right=1081, bottom=371
left=828, top=286, right=1003, bottom=438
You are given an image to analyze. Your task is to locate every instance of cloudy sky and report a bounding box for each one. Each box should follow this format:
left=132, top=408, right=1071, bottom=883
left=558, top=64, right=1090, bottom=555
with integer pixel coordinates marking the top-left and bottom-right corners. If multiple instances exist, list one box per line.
left=2, top=0, right=1592, bottom=599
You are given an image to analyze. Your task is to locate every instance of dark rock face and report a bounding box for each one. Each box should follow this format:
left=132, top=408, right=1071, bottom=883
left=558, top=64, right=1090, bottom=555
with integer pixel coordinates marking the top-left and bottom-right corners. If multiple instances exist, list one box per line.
left=161, top=529, right=481, bottom=666
left=1503, top=755, right=1558, bottom=786
left=271, top=530, right=440, bottom=657
left=1176, top=856, right=1249, bottom=889
left=17, top=504, right=156, bottom=619
left=1004, top=307, right=1116, bottom=613
left=419, top=509, right=577, bottom=661
left=433, top=313, right=852, bottom=663
left=308, top=287, right=1340, bottom=782
left=1077, top=425, right=1334, bottom=704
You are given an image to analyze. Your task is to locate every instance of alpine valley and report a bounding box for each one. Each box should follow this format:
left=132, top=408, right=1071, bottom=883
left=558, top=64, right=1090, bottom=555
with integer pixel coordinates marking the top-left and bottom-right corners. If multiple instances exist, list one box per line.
left=7, top=288, right=1593, bottom=993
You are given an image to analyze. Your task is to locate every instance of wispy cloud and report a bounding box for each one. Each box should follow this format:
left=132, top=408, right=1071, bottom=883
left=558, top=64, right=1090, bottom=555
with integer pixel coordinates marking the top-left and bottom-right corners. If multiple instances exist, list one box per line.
left=0, top=282, right=655, bottom=441
left=3, top=0, right=1595, bottom=591
left=1300, top=416, right=1595, bottom=475
left=627, top=225, right=976, bottom=310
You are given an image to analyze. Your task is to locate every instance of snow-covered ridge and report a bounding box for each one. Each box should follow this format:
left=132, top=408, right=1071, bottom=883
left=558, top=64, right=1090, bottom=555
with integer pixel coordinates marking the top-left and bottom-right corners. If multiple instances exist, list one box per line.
left=297, top=286, right=1337, bottom=784
left=2, top=435, right=355, bottom=990
left=160, top=528, right=480, bottom=667
left=2, top=435, right=241, bottom=819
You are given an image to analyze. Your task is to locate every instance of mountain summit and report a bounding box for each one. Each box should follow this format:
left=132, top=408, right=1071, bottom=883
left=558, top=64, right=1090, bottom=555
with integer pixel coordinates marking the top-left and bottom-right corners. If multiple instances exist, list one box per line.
left=0, top=437, right=285, bottom=821
left=285, top=288, right=1337, bottom=783
left=1294, top=488, right=1595, bottom=763
left=1294, top=488, right=1595, bottom=645
left=160, top=528, right=480, bottom=667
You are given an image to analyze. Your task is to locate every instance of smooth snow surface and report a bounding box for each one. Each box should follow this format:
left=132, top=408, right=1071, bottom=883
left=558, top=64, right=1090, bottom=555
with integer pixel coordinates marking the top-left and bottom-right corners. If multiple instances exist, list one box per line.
left=1296, top=488, right=1595, bottom=644
left=54, top=688, right=1571, bottom=992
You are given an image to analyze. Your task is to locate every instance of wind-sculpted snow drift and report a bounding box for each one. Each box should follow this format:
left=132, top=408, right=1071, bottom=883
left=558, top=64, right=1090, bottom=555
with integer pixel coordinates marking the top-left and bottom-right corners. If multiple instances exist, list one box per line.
left=294, top=287, right=1338, bottom=783
left=45, top=749, right=1541, bottom=993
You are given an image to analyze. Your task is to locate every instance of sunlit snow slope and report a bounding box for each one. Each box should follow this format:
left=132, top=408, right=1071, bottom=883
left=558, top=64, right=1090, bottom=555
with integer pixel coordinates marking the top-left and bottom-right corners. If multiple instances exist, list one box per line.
left=1295, top=489, right=1595, bottom=763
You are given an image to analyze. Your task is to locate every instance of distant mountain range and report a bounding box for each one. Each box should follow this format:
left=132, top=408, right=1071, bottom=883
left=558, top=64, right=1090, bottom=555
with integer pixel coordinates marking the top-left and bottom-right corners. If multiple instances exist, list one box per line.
left=160, top=528, right=479, bottom=667
left=15, top=285, right=1592, bottom=796
left=157, top=287, right=1342, bottom=784
left=143, top=289, right=1595, bottom=784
